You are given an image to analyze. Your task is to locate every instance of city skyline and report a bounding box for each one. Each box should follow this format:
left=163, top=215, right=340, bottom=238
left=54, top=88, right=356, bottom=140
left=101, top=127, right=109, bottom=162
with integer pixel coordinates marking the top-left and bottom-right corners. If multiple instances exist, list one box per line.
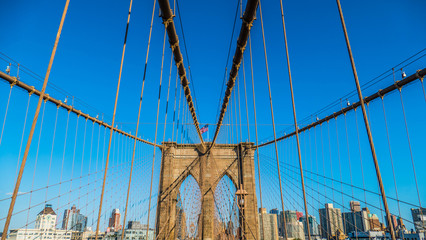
left=0, top=0, right=425, bottom=239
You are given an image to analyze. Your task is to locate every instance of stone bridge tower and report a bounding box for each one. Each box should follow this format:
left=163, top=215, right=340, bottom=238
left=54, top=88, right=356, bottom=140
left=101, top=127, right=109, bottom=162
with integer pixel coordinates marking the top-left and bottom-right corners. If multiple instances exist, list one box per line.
left=155, top=142, right=259, bottom=240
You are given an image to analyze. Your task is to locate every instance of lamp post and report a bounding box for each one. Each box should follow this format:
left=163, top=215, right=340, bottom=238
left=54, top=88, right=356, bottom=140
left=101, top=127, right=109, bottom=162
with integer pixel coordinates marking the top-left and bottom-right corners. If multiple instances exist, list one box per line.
left=236, top=184, right=248, bottom=239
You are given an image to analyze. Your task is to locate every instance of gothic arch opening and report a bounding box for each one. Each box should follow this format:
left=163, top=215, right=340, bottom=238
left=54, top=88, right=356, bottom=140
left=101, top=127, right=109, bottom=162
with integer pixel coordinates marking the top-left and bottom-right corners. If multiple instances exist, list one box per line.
left=176, top=174, right=201, bottom=239
left=213, top=174, right=239, bottom=239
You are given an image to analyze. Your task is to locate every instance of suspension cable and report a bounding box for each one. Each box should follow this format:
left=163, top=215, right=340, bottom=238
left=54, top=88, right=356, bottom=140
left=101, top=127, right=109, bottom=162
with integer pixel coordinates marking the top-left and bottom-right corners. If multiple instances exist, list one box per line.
left=14, top=93, right=32, bottom=180
left=258, top=1, right=289, bottom=239
left=121, top=1, right=156, bottom=237
left=95, top=0, right=133, bottom=237
left=335, top=1, right=396, bottom=238
left=171, top=71, right=179, bottom=142
left=276, top=0, right=312, bottom=237
left=255, top=68, right=426, bottom=148
left=146, top=27, right=168, bottom=237
left=0, top=84, right=13, bottom=145
left=158, top=0, right=204, bottom=145
left=210, top=0, right=259, bottom=150
left=396, top=75, right=424, bottom=225
left=380, top=96, right=402, bottom=217
left=248, top=33, right=265, bottom=240
left=0, top=71, right=161, bottom=147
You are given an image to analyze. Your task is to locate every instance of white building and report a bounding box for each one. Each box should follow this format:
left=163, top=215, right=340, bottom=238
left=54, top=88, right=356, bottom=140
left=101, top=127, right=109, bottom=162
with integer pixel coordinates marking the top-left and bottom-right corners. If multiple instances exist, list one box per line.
left=8, top=229, right=72, bottom=240
left=103, top=228, right=154, bottom=240
left=35, top=204, right=57, bottom=230
left=8, top=204, right=72, bottom=240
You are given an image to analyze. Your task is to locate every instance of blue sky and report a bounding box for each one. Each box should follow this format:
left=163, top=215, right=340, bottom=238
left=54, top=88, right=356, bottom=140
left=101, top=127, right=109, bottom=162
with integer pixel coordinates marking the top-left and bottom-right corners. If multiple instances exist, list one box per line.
left=0, top=0, right=426, bottom=233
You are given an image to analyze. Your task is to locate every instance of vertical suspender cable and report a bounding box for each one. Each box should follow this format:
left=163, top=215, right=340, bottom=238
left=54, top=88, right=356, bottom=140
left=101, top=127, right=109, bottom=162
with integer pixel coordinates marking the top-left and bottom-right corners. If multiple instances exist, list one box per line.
left=146, top=27, right=167, bottom=238
left=396, top=79, right=424, bottom=225
left=242, top=58, right=250, bottom=142
left=1, top=1, right=71, bottom=238
left=25, top=100, right=46, bottom=232
left=162, top=54, right=174, bottom=142
left=380, top=97, right=402, bottom=218
left=258, top=2, right=288, bottom=239
left=0, top=86, right=13, bottom=145
left=176, top=84, right=182, bottom=142
left=120, top=1, right=156, bottom=239
left=420, top=74, right=426, bottom=103
left=277, top=0, right=312, bottom=237
left=327, top=122, right=335, bottom=204
left=14, top=93, right=32, bottom=180
left=171, top=71, right=178, bottom=142
left=233, top=88, right=239, bottom=143
left=95, top=0, right=133, bottom=238
left=237, top=76, right=243, bottom=141
left=334, top=1, right=396, bottom=239
left=249, top=34, right=265, bottom=240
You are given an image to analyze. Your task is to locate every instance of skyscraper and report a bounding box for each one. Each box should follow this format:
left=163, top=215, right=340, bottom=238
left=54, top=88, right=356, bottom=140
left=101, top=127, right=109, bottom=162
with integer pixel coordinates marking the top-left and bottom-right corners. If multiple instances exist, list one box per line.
left=342, top=202, right=369, bottom=234
left=62, top=205, right=87, bottom=232
left=259, top=208, right=279, bottom=240
left=319, top=203, right=344, bottom=239
left=277, top=210, right=305, bottom=239
left=108, top=209, right=122, bottom=231
left=296, top=211, right=304, bottom=221
left=342, top=211, right=369, bottom=233
left=300, top=215, right=320, bottom=238
left=368, top=213, right=382, bottom=231
left=276, top=210, right=299, bottom=237
left=283, top=210, right=298, bottom=223
left=350, top=201, right=361, bottom=212
left=286, top=221, right=305, bottom=240
left=411, top=208, right=426, bottom=232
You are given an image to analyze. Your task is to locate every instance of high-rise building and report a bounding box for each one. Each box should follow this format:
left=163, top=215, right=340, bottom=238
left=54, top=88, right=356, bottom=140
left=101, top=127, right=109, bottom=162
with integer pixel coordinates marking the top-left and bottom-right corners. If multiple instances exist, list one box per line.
left=397, top=217, right=406, bottom=232
left=276, top=210, right=299, bottom=237
left=297, top=211, right=304, bottom=221
left=350, top=201, right=361, bottom=212
left=342, top=211, right=369, bottom=233
left=286, top=221, right=305, bottom=240
left=270, top=208, right=279, bottom=215
left=127, top=221, right=143, bottom=230
left=342, top=202, right=369, bottom=234
left=35, top=204, right=57, bottom=230
left=411, top=208, right=426, bottom=232
left=108, top=209, right=122, bottom=231
left=388, top=214, right=398, bottom=230
left=283, top=210, right=298, bottom=223
left=368, top=213, right=382, bottom=231
left=319, top=203, right=344, bottom=239
left=62, top=205, right=87, bottom=232
left=277, top=210, right=306, bottom=239
left=300, top=215, right=320, bottom=238
left=259, top=208, right=279, bottom=240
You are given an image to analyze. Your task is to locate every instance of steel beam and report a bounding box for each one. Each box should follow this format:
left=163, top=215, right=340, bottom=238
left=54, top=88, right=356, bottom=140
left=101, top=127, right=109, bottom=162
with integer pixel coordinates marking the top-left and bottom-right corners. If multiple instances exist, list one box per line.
left=256, top=68, right=426, bottom=148
left=157, top=0, right=204, bottom=146
left=0, top=70, right=162, bottom=148
left=210, top=0, right=259, bottom=148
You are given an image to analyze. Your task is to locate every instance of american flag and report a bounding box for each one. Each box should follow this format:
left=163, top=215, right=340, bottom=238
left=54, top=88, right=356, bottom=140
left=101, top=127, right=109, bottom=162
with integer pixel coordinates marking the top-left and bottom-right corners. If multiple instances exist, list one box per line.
left=200, top=124, right=208, bottom=134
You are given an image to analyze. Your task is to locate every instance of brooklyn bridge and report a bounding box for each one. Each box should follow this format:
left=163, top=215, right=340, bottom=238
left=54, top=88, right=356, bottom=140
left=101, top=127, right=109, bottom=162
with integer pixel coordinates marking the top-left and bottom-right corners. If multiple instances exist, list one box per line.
left=0, top=0, right=425, bottom=239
